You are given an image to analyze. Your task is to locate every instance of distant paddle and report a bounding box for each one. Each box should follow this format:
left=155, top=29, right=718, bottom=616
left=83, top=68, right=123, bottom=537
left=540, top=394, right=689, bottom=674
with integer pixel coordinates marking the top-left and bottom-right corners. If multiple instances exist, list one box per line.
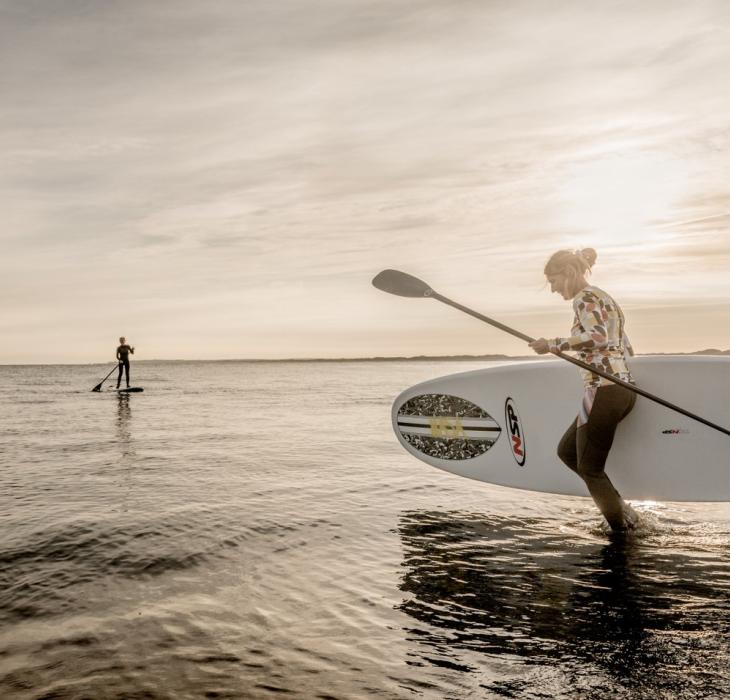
left=372, top=269, right=730, bottom=437
left=91, top=364, right=120, bottom=392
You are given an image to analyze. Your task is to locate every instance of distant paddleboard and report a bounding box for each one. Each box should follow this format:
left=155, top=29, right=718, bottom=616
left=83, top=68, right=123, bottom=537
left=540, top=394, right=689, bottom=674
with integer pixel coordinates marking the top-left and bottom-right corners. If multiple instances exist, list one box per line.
left=393, top=356, right=730, bottom=501
left=110, top=387, right=144, bottom=393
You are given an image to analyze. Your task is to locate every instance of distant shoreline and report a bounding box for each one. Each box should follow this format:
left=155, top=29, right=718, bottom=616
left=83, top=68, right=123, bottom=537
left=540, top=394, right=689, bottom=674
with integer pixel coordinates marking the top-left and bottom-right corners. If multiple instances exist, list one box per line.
left=1, top=350, right=728, bottom=366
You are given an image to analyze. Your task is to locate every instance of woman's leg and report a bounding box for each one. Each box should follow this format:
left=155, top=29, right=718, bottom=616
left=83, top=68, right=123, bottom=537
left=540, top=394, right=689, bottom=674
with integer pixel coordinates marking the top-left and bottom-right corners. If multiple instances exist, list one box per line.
left=557, top=418, right=579, bottom=474
left=576, top=385, right=637, bottom=531
left=116, top=362, right=123, bottom=389
left=124, top=359, right=130, bottom=387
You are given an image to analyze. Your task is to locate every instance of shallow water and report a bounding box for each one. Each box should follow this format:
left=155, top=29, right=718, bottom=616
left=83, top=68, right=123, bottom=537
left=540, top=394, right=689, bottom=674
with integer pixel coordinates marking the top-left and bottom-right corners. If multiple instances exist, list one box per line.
left=1, top=361, right=729, bottom=699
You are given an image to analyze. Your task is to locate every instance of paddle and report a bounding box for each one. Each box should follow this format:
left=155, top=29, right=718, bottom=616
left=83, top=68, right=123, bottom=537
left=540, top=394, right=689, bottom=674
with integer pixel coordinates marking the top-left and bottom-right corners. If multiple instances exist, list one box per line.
left=91, top=364, right=121, bottom=392
left=372, top=269, right=730, bottom=437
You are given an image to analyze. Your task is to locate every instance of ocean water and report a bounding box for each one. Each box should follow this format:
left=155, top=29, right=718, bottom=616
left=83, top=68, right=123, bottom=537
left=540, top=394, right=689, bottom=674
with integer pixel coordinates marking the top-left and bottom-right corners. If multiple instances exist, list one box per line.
left=1, top=360, right=729, bottom=700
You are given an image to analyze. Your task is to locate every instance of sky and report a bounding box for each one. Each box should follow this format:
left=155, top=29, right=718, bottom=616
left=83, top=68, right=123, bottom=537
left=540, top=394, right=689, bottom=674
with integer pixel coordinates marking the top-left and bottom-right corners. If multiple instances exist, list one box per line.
left=2, top=0, right=730, bottom=363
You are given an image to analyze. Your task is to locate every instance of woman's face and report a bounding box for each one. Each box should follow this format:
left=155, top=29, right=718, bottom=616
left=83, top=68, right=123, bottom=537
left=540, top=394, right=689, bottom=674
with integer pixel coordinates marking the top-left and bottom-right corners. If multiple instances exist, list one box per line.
left=547, top=271, right=574, bottom=300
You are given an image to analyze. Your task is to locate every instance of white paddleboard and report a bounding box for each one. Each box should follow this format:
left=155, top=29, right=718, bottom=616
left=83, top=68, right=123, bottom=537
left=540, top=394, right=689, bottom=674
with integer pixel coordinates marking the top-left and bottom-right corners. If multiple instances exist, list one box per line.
left=392, top=356, right=730, bottom=501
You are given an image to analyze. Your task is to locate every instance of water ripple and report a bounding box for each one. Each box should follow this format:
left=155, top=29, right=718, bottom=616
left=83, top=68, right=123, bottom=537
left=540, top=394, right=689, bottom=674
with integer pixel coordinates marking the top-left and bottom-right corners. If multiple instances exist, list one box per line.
left=397, top=509, right=730, bottom=699
left=2, top=361, right=730, bottom=699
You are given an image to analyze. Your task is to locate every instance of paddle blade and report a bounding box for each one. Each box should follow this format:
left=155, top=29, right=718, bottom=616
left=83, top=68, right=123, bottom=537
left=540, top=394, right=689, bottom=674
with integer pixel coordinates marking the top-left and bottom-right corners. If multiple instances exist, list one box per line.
left=92, top=384, right=102, bottom=392
left=372, top=269, right=433, bottom=298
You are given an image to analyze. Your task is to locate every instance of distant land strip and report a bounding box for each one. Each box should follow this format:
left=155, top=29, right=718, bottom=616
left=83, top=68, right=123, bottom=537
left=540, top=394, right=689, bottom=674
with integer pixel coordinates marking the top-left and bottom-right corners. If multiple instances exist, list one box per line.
left=149, top=350, right=730, bottom=363
left=2, top=350, right=729, bottom=366
left=105, top=349, right=730, bottom=363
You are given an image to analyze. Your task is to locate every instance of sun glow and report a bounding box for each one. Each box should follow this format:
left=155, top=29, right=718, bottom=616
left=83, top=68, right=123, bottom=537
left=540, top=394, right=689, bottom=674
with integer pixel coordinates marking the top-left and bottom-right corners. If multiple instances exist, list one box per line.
left=555, top=152, right=690, bottom=249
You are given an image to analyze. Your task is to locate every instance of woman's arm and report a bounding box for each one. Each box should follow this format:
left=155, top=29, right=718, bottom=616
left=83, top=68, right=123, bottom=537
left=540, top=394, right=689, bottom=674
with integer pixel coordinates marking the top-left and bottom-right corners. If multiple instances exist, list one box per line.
left=549, top=291, right=610, bottom=353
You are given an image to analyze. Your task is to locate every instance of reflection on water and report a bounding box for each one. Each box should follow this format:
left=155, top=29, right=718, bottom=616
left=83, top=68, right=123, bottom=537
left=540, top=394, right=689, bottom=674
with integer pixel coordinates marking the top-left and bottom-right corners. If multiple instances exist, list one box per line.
left=116, top=393, right=132, bottom=447
left=397, top=510, right=730, bottom=699
left=115, top=393, right=135, bottom=512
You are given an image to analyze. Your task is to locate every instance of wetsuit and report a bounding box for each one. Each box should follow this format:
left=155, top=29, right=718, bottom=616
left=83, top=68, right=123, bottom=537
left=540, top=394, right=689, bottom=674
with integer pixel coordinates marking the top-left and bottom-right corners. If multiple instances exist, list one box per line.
left=116, top=344, right=134, bottom=388
left=548, top=286, right=637, bottom=531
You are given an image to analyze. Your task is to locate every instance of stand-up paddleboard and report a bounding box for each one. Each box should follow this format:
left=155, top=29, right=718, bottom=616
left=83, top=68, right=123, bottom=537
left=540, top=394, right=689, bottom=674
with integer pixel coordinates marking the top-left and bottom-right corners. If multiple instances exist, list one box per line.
left=393, top=356, right=730, bottom=501
left=110, top=387, right=144, bottom=393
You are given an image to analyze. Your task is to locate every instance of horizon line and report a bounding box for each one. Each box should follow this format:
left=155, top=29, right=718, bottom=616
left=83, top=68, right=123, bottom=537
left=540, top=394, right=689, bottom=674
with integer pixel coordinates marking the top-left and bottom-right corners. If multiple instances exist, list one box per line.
left=1, top=349, right=729, bottom=367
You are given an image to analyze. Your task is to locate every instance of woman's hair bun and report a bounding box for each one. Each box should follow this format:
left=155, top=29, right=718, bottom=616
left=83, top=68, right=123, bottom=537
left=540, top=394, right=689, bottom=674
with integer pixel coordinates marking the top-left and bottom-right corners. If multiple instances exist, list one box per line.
left=577, top=248, right=597, bottom=268
left=544, top=247, right=597, bottom=276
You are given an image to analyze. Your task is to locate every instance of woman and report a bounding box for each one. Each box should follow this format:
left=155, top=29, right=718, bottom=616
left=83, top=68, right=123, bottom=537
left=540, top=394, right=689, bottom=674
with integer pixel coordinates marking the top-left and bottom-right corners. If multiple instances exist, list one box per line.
left=529, top=248, right=638, bottom=532
left=116, top=336, right=135, bottom=389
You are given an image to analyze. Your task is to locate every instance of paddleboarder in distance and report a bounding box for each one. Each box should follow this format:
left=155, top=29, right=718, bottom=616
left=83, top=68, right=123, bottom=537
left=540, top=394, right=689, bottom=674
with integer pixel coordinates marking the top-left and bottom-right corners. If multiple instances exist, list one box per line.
left=116, top=337, right=135, bottom=389
left=528, top=248, right=639, bottom=532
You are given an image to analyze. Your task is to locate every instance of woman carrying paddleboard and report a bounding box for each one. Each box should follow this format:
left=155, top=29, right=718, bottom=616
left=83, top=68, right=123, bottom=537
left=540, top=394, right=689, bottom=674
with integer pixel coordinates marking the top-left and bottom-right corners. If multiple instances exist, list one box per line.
left=529, top=249, right=638, bottom=532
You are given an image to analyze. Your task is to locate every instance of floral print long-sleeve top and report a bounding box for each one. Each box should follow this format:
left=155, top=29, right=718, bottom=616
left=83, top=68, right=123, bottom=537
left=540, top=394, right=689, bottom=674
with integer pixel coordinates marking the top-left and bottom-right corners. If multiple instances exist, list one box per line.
left=548, top=285, right=634, bottom=388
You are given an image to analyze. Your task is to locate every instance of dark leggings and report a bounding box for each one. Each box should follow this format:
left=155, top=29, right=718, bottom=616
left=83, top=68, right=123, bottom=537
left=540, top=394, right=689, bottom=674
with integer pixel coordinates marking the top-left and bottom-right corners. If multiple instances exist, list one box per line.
left=558, top=384, right=636, bottom=531
left=117, top=359, right=130, bottom=387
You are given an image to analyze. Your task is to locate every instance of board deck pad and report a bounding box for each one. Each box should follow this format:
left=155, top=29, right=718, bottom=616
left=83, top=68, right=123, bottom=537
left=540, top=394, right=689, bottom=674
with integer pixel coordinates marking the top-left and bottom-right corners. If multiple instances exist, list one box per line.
left=397, top=394, right=501, bottom=461
left=392, top=356, right=730, bottom=501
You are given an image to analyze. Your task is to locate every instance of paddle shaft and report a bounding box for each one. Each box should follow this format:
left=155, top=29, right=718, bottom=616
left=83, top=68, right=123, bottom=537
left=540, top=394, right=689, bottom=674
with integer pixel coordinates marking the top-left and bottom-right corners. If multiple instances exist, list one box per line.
left=432, top=291, right=730, bottom=437
left=92, top=363, right=121, bottom=392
